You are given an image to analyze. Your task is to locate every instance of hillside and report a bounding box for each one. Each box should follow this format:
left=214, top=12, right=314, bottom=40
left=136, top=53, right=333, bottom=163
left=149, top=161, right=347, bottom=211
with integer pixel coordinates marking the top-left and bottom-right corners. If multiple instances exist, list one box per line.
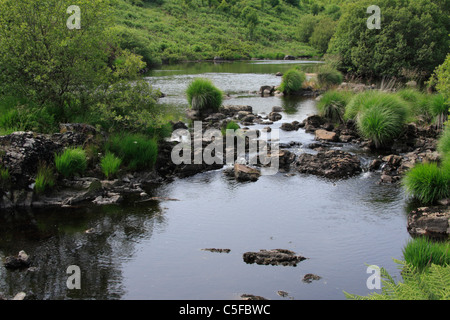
left=111, top=0, right=334, bottom=65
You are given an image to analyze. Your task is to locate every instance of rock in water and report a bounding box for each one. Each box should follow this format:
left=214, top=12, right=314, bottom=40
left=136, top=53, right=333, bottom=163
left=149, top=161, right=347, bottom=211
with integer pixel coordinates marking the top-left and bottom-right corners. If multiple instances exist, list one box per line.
left=243, top=249, right=307, bottom=266
left=296, top=150, right=362, bottom=179
left=234, top=164, right=261, bottom=182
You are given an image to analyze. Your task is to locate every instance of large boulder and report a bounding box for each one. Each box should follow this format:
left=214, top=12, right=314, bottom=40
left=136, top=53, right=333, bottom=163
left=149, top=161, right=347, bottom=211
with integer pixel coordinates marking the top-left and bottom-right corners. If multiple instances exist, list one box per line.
left=315, top=129, right=338, bottom=142
left=296, top=150, right=362, bottom=179
left=234, top=164, right=261, bottom=182
left=407, top=205, right=450, bottom=238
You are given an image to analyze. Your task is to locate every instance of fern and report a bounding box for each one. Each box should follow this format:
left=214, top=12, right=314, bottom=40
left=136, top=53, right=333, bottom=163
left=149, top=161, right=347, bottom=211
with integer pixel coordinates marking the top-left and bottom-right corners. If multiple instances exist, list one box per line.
left=344, top=260, right=450, bottom=300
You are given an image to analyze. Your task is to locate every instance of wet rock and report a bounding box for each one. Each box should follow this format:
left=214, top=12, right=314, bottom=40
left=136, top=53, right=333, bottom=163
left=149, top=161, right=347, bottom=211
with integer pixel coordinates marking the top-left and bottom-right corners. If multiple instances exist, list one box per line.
left=171, top=121, right=188, bottom=131
left=202, top=248, right=231, bottom=253
left=92, top=192, right=123, bottom=205
left=277, top=291, right=289, bottom=297
left=275, top=72, right=283, bottom=77
left=302, top=274, right=321, bottom=283
left=302, top=115, right=325, bottom=133
left=241, top=294, right=268, bottom=300
left=272, top=106, right=283, bottom=113
left=315, top=129, right=338, bottom=142
left=243, top=249, right=307, bottom=266
left=260, top=86, right=275, bottom=96
left=268, top=112, right=282, bottom=122
left=12, top=292, right=27, bottom=300
left=280, top=121, right=301, bottom=132
left=284, top=55, right=295, bottom=60
left=296, top=150, right=362, bottom=179
left=407, top=206, right=450, bottom=238
left=4, top=251, right=31, bottom=269
left=234, top=164, right=261, bottom=182
left=219, top=105, right=253, bottom=117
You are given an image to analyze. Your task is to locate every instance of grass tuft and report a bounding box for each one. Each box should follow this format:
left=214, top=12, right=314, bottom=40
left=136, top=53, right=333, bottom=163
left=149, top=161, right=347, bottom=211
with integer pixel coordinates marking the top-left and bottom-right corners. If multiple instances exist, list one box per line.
left=279, top=69, right=306, bottom=95
left=34, top=163, right=55, bottom=194
left=402, top=237, right=450, bottom=271
left=186, top=78, right=223, bottom=113
left=100, top=152, right=122, bottom=180
left=55, top=147, right=87, bottom=178
left=316, top=90, right=352, bottom=123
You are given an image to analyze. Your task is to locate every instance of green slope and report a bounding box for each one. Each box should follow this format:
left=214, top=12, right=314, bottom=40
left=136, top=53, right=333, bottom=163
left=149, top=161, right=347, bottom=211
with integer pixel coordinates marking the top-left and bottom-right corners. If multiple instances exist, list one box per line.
left=112, top=0, right=323, bottom=65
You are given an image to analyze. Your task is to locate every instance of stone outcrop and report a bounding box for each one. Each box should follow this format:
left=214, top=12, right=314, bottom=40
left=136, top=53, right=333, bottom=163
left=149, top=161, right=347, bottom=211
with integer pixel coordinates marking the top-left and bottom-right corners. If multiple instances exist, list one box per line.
left=407, top=205, right=450, bottom=238
left=296, top=150, right=362, bottom=179
left=243, top=249, right=307, bottom=266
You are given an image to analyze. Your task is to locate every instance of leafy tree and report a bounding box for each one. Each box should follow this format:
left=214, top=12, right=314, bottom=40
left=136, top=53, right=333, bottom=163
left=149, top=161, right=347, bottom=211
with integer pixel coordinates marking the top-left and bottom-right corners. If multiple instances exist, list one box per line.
left=329, top=0, right=450, bottom=80
left=297, top=14, right=317, bottom=43
left=309, top=16, right=336, bottom=53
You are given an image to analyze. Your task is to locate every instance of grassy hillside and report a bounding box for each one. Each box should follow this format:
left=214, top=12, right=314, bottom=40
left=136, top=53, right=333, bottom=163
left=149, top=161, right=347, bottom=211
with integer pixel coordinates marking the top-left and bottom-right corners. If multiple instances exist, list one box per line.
left=112, top=0, right=330, bottom=65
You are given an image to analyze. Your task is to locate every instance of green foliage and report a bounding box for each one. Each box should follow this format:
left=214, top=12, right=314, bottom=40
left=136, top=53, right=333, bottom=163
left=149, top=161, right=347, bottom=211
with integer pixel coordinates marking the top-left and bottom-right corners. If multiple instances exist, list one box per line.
left=429, top=53, right=450, bottom=101
left=317, top=65, right=344, bottom=89
left=403, top=162, right=450, bottom=205
left=316, top=90, right=352, bottom=123
left=297, top=14, right=317, bottom=43
left=345, top=260, right=450, bottom=300
left=395, top=89, right=432, bottom=123
left=437, top=125, right=450, bottom=157
left=55, top=148, right=88, bottom=178
left=355, top=93, right=409, bottom=148
left=34, top=164, right=55, bottom=194
left=429, top=94, right=449, bottom=128
left=344, top=91, right=378, bottom=121
left=186, top=78, right=223, bottom=112
left=94, top=80, right=163, bottom=133
left=329, top=0, right=450, bottom=80
left=106, top=133, right=158, bottom=170
left=100, top=152, right=123, bottom=180
left=222, top=121, right=240, bottom=135
left=309, top=16, right=337, bottom=54
left=402, top=237, right=450, bottom=271
left=279, top=69, right=306, bottom=95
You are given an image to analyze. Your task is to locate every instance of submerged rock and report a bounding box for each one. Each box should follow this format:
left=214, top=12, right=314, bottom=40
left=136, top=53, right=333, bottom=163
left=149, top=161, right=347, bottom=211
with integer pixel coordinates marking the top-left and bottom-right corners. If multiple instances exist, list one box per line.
left=201, top=248, right=231, bottom=253
left=243, top=249, right=307, bottom=266
left=302, top=274, right=322, bottom=283
left=240, top=294, right=268, bottom=300
left=296, top=150, right=362, bottom=179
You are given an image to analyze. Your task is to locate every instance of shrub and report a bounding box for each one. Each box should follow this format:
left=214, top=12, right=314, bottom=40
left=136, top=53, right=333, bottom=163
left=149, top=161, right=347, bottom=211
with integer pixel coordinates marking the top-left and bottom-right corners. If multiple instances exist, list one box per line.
left=106, top=133, right=158, bottom=170
left=437, top=125, right=450, bottom=156
left=317, top=65, right=343, bottom=89
left=344, top=90, right=378, bottom=121
left=186, top=78, right=223, bottom=113
left=222, top=121, right=240, bottom=135
left=396, top=89, right=431, bottom=122
left=356, top=94, right=409, bottom=148
left=316, top=90, right=352, bottom=123
left=55, top=147, right=87, bottom=178
left=402, top=237, right=450, bottom=271
left=403, top=162, right=450, bottom=205
left=279, top=69, right=306, bottom=95
left=34, top=164, right=55, bottom=194
left=429, top=94, right=449, bottom=128
left=100, top=152, right=122, bottom=180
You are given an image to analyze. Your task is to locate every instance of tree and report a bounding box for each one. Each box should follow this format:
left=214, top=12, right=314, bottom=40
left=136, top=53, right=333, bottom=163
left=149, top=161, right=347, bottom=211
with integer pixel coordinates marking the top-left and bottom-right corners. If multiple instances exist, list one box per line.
left=328, top=0, right=450, bottom=80
left=309, top=16, right=336, bottom=54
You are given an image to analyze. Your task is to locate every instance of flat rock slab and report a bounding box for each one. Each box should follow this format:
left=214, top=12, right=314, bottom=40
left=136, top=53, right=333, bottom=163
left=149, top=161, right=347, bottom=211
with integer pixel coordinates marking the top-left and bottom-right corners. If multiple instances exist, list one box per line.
left=243, top=249, right=307, bottom=266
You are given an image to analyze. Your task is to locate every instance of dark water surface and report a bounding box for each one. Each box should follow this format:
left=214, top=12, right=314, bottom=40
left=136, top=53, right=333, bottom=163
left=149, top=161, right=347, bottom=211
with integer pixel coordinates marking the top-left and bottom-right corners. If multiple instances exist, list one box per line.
left=0, top=60, right=412, bottom=300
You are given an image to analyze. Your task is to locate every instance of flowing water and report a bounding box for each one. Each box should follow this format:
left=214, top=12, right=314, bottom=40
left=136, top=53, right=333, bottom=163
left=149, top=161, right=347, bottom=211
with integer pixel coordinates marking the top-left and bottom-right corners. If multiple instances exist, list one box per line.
left=0, top=60, right=413, bottom=300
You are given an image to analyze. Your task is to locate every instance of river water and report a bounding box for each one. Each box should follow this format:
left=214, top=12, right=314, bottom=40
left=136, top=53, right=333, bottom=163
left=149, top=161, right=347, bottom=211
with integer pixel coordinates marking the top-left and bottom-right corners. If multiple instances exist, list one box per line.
left=0, top=60, right=413, bottom=300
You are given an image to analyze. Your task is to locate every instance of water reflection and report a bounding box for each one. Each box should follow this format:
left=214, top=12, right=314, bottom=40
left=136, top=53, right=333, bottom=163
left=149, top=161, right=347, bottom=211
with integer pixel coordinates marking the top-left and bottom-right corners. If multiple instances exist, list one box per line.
left=0, top=201, right=167, bottom=300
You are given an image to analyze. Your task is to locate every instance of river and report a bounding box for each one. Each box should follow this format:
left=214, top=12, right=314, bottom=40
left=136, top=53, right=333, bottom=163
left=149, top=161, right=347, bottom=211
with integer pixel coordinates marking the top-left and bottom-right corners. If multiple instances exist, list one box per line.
left=0, top=60, right=413, bottom=300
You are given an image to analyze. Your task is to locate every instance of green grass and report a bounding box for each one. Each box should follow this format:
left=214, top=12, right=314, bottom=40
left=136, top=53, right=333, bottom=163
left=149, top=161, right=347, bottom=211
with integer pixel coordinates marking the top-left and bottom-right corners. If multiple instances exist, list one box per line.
left=221, top=121, right=240, bottom=136
left=106, top=132, right=158, bottom=170
left=403, top=162, right=450, bottom=205
left=316, top=90, right=352, bottom=123
left=344, top=90, right=379, bottom=121
left=429, top=93, right=449, bottom=128
left=186, top=78, right=223, bottom=113
left=34, top=164, right=55, bottom=194
left=55, top=147, right=88, bottom=178
left=402, top=237, right=450, bottom=271
left=316, top=66, right=343, bottom=89
left=396, top=89, right=431, bottom=123
left=356, top=94, right=409, bottom=148
left=437, top=125, right=450, bottom=156
left=279, top=69, right=306, bottom=95
left=0, top=165, right=10, bottom=190
left=100, top=152, right=123, bottom=180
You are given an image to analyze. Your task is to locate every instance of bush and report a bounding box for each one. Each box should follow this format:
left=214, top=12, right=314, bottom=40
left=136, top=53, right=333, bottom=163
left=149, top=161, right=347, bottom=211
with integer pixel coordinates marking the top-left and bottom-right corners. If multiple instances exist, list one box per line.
left=107, top=133, right=158, bottom=170
left=222, top=121, right=240, bottom=135
left=396, top=89, right=431, bottom=122
left=344, top=91, right=378, bottom=121
left=316, top=66, right=343, bottom=89
left=279, top=69, right=306, bottom=95
left=316, top=90, right=352, bottom=123
left=356, top=93, right=409, bottom=148
left=437, top=125, right=450, bottom=156
left=402, top=237, right=450, bottom=271
left=429, top=94, right=449, bottom=128
left=55, top=148, right=88, bottom=178
left=100, top=152, right=122, bottom=180
left=403, top=162, right=450, bottom=205
left=186, top=78, right=223, bottom=113
left=34, top=164, right=55, bottom=194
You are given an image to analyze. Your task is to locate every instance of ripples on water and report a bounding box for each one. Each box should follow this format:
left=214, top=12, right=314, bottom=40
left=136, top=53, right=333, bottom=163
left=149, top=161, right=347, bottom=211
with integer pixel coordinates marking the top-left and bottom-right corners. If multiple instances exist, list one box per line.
left=0, top=61, right=412, bottom=300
